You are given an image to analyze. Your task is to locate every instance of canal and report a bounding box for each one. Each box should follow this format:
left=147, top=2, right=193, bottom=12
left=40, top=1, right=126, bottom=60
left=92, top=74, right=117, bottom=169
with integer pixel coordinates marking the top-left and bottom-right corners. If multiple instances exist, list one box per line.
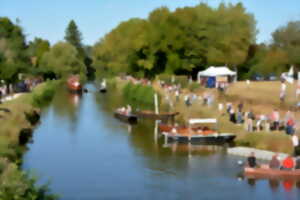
left=22, top=84, right=300, bottom=200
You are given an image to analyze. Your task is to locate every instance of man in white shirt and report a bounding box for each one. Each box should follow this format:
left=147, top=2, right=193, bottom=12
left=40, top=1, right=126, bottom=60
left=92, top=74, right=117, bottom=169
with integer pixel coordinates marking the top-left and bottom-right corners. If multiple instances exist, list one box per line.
left=292, top=134, right=299, bottom=156
left=280, top=81, right=287, bottom=102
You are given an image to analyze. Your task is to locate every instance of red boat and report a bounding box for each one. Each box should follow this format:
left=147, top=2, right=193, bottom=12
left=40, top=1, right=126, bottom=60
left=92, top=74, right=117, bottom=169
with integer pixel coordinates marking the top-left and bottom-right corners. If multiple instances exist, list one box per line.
left=244, top=167, right=300, bottom=180
left=67, top=75, right=82, bottom=93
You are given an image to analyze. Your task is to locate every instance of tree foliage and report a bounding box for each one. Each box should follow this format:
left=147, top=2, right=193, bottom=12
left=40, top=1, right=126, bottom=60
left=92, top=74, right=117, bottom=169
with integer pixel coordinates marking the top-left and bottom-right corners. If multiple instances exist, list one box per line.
left=93, top=3, right=257, bottom=78
left=272, top=21, right=300, bottom=67
left=27, top=37, right=50, bottom=67
left=64, top=20, right=85, bottom=58
left=0, top=17, right=29, bottom=83
left=40, top=42, right=86, bottom=79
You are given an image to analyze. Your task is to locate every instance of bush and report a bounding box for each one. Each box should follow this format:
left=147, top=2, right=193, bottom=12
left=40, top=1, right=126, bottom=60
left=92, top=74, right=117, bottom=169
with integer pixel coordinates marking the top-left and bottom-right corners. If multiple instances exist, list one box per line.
left=188, top=82, right=201, bottom=92
left=157, top=74, right=189, bottom=88
left=122, top=82, right=159, bottom=107
left=0, top=158, right=58, bottom=200
left=31, top=82, right=56, bottom=108
left=157, top=74, right=172, bottom=85
left=174, top=75, right=189, bottom=88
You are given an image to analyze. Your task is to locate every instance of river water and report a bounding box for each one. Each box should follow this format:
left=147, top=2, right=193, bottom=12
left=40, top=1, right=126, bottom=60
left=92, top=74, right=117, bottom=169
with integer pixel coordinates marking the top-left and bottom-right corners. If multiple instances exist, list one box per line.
left=22, top=84, right=300, bottom=200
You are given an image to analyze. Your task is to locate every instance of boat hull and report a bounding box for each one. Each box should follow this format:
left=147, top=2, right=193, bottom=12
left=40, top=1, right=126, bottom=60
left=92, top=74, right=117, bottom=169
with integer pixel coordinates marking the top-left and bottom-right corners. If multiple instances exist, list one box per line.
left=162, top=132, right=236, bottom=144
left=244, top=167, right=300, bottom=180
left=135, top=110, right=179, bottom=120
left=99, top=88, right=107, bottom=93
left=114, top=112, right=138, bottom=124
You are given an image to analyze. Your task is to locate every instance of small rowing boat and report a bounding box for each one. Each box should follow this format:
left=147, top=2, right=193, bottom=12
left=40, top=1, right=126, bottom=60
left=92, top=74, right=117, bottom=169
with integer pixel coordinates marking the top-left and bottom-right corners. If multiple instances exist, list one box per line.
left=135, top=110, right=179, bottom=120
left=114, top=111, right=138, bottom=124
left=99, top=87, right=107, bottom=93
left=244, top=167, right=300, bottom=180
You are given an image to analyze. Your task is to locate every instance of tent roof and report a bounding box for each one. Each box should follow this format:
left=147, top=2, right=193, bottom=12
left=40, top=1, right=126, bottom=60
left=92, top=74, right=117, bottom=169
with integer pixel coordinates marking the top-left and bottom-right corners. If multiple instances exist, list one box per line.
left=198, top=66, right=236, bottom=77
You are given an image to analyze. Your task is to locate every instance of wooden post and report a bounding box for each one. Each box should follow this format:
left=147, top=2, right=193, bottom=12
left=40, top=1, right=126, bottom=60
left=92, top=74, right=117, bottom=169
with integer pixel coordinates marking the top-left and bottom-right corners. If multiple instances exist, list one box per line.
left=154, top=120, right=159, bottom=144
left=154, top=93, right=159, bottom=114
left=164, top=133, right=168, bottom=145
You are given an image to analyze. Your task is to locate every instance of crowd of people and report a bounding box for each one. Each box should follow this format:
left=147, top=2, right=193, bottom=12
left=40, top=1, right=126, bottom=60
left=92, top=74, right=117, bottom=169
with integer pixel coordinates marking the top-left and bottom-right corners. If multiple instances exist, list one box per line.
left=224, top=102, right=297, bottom=135
left=0, top=77, right=43, bottom=103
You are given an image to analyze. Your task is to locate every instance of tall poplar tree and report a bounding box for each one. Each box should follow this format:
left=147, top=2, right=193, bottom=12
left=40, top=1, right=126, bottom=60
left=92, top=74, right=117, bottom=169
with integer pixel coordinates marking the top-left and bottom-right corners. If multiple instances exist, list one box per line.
left=64, top=20, right=85, bottom=58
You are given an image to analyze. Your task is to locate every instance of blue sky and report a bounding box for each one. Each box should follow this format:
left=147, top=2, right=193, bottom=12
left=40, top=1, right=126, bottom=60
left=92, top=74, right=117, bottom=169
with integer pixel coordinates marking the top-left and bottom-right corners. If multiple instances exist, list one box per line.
left=1, top=0, right=300, bottom=45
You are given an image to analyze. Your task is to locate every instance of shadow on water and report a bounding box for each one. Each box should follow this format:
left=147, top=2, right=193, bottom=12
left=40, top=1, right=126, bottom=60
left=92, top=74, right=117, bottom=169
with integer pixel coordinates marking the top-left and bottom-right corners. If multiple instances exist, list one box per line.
left=22, top=83, right=300, bottom=200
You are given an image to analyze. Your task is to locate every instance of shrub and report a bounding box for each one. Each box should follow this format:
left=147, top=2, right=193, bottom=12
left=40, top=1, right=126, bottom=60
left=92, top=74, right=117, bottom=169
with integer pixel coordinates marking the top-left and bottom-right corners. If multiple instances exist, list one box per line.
left=31, top=82, right=56, bottom=108
left=122, top=82, right=159, bottom=107
left=174, top=75, right=189, bottom=88
left=188, top=82, right=201, bottom=92
left=0, top=158, right=58, bottom=200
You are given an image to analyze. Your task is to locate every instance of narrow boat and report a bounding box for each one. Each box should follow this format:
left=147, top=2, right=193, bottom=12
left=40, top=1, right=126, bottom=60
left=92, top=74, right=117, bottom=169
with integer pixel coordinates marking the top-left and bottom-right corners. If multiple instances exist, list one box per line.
left=114, top=111, right=138, bottom=124
left=135, top=110, right=179, bottom=120
left=160, top=118, right=236, bottom=143
left=244, top=167, right=300, bottom=180
left=99, top=87, right=107, bottom=93
left=67, top=75, right=82, bottom=93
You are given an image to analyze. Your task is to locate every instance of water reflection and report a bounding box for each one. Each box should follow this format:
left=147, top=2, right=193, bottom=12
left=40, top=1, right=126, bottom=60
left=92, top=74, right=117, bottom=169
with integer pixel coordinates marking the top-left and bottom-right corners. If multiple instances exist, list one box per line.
left=269, top=179, right=280, bottom=191
left=52, top=88, right=82, bottom=125
left=163, top=142, right=224, bottom=155
left=243, top=177, right=300, bottom=192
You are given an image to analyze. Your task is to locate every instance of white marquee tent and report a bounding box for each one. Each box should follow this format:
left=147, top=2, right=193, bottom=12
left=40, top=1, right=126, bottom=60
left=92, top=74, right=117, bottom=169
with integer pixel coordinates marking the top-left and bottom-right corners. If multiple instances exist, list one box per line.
left=197, top=66, right=237, bottom=87
left=197, top=66, right=236, bottom=80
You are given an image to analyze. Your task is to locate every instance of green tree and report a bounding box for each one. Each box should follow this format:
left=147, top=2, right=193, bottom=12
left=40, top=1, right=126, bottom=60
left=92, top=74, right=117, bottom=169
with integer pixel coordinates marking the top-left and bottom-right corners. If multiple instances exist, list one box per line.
left=40, top=42, right=86, bottom=79
left=92, top=3, right=256, bottom=78
left=27, top=37, right=50, bottom=69
left=0, top=17, right=29, bottom=87
left=64, top=20, right=85, bottom=58
left=272, top=21, right=300, bottom=67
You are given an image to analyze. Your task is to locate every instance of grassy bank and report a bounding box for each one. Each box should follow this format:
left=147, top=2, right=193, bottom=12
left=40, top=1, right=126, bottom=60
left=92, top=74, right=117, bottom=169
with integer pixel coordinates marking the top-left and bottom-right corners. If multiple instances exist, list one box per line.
left=0, top=80, right=59, bottom=200
left=156, top=80, right=297, bottom=154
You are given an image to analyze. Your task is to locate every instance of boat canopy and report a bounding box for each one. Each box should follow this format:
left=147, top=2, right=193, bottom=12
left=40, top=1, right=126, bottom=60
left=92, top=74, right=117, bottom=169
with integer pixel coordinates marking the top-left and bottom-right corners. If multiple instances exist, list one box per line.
left=189, top=118, right=217, bottom=124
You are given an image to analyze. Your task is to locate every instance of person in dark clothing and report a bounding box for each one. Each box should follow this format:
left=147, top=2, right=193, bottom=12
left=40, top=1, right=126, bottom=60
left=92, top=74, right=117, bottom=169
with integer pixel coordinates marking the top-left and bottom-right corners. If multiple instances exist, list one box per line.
left=238, top=102, right=244, bottom=112
left=229, top=108, right=236, bottom=123
left=248, top=110, right=255, bottom=120
left=247, top=152, right=257, bottom=168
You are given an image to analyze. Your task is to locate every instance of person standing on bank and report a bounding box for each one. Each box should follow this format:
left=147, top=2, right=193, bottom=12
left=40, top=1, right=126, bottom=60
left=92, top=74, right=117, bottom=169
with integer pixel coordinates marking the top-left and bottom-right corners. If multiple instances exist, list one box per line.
left=229, top=107, right=236, bottom=123
left=280, top=80, right=287, bottom=102
left=292, top=134, right=299, bottom=156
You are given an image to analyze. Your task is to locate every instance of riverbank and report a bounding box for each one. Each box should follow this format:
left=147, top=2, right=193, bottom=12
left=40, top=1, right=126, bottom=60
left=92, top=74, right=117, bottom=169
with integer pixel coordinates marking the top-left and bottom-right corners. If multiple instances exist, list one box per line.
left=111, top=77, right=297, bottom=154
left=0, top=80, right=59, bottom=199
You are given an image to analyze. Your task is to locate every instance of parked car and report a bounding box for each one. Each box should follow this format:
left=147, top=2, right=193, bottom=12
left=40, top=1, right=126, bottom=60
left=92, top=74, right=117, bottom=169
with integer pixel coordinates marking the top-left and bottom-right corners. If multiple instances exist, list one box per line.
left=265, top=74, right=278, bottom=81
left=251, top=74, right=264, bottom=81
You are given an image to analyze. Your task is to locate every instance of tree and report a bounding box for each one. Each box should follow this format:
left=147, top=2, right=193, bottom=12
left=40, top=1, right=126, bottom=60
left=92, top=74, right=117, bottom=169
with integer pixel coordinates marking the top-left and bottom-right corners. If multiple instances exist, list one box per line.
left=0, top=17, right=29, bottom=88
left=249, top=46, right=289, bottom=76
left=92, top=3, right=256, bottom=78
left=40, top=42, right=86, bottom=79
left=64, top=20, right=85, bottom=58
left=272, top=21, right=300, bottom=67
left=27, top=37, right=50, bottom=67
